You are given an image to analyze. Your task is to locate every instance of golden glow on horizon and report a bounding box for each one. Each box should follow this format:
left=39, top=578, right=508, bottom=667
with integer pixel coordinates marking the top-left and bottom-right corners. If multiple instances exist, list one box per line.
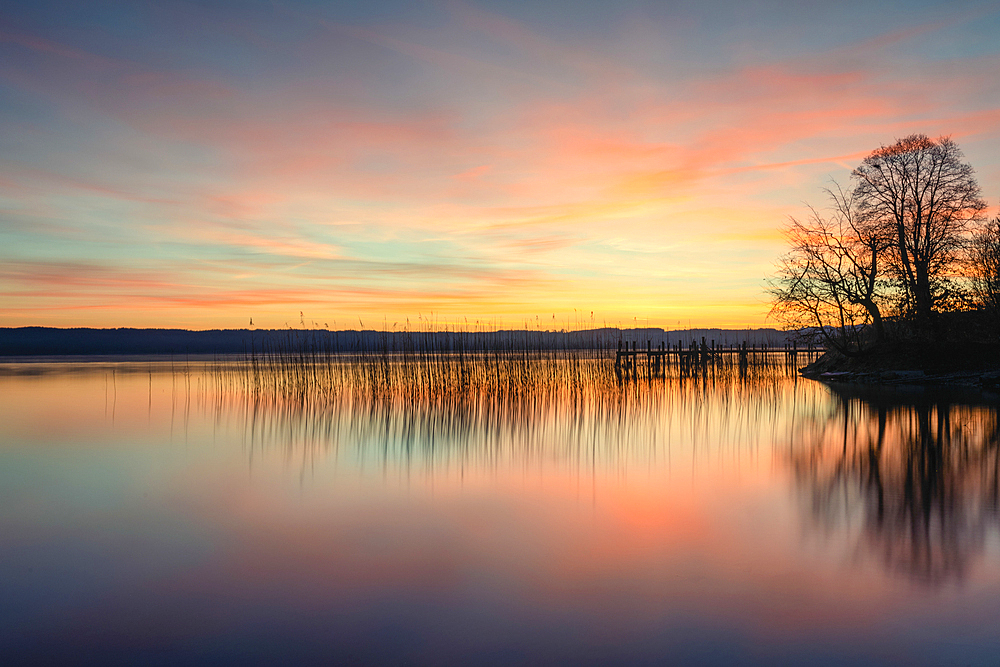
left=1, top=2, right=998, bottom=329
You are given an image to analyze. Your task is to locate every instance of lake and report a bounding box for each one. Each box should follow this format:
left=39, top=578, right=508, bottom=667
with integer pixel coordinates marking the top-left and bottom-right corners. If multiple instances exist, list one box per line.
left=2, top=356, right=999, bottom=665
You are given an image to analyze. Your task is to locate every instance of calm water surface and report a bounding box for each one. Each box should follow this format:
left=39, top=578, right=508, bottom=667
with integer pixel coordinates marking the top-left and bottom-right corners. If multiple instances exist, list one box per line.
left=2, top=358, right=999, bottom=665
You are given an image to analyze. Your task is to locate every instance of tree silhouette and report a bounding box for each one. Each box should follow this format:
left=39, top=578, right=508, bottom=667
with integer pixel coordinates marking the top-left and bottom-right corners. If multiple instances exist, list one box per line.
left=768, top=184, right=890, bottom=354
left=852, top=135, right=986, bottom=325
left=969, top=216, right=1000, bottom=321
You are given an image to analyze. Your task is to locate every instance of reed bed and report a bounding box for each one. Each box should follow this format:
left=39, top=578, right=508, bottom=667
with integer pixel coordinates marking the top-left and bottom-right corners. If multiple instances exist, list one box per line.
left=212, top=328, right=819, bottom=409
left=214, top=329, right=590, bottom=404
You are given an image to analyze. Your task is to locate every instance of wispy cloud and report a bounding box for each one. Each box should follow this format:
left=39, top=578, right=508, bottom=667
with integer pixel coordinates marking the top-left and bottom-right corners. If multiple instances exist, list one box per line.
left=1, top=0, right=997, bottom=328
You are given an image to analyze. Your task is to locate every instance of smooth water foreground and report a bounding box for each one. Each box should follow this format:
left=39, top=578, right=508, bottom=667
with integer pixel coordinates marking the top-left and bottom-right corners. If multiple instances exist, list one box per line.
left=2, top=358, right=1000, bottom=665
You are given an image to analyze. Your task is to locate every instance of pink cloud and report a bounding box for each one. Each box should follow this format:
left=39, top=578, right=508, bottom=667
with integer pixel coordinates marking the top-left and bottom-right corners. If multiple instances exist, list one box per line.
left=2, top=9, right=998, bottom=328
left=451, top=164, right=492, bottom=181
left=0, top=30, right=126, bottom=69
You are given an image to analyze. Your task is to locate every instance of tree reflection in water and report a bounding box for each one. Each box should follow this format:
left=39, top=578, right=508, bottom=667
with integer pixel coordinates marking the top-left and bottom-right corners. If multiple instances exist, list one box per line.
left=789, top=385, right=1000, bottom=585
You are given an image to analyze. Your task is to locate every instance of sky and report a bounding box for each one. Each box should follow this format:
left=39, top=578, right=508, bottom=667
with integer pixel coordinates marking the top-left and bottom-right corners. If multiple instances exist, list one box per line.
left=1, top=0, right=998, bottom=331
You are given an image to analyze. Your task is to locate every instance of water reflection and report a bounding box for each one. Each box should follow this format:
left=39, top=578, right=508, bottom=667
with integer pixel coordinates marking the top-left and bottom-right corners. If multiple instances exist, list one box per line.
left=789, top=385, right=1000, bottom=584
left=213, top=357, right=810, bottom=478
left=4, top=361, right=1000, bottom=663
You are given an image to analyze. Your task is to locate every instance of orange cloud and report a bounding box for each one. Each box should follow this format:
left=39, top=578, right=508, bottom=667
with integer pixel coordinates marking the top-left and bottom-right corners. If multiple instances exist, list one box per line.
left=2, top=7, right=998, bottom=329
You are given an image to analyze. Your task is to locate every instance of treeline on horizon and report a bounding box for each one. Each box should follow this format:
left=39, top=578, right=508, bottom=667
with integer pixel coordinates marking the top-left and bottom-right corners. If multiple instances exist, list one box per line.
left=0, top=326, right=799, bottom=357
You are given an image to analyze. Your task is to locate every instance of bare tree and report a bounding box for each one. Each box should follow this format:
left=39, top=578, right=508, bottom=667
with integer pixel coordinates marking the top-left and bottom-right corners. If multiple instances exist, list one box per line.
left=970, top=217, right=1000, bottom=318
left=768, top=185, right=890, bottom=354
left=851, top=135, right=986, bottom=324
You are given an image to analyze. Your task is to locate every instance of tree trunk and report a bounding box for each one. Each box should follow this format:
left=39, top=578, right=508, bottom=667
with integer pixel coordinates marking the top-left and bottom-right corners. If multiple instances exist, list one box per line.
left=914, top=261, right=932, bottom=326
left=862, top=300, right=886, bottom=345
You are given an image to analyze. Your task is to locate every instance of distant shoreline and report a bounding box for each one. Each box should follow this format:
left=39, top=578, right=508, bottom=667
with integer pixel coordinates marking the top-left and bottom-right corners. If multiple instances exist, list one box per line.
left=0, top=326, right=800, bottom=357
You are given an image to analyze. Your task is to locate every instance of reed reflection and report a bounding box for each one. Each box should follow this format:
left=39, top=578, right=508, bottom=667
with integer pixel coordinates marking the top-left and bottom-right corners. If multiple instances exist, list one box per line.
left=211, top=353, right=816, bottom=477
left=789, top=386, right=1000, bottom=585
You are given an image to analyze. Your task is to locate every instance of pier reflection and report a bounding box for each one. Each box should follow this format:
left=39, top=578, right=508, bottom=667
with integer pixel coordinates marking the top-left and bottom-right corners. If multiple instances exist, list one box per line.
left=789, top=385, right=1000, bottom=584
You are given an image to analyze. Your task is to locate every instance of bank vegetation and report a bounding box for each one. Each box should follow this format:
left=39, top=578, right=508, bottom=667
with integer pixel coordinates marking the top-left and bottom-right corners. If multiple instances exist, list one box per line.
left=768, top=134, right=1000, bottom=373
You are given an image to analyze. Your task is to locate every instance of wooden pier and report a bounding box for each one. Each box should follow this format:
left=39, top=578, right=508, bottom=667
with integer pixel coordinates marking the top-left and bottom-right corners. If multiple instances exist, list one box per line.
left=614, top=337, right=820, bottom=379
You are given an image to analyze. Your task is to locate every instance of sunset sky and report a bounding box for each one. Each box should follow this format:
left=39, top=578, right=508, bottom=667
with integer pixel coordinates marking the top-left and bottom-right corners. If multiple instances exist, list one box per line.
left=1, top=0, right=998, bottom=330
